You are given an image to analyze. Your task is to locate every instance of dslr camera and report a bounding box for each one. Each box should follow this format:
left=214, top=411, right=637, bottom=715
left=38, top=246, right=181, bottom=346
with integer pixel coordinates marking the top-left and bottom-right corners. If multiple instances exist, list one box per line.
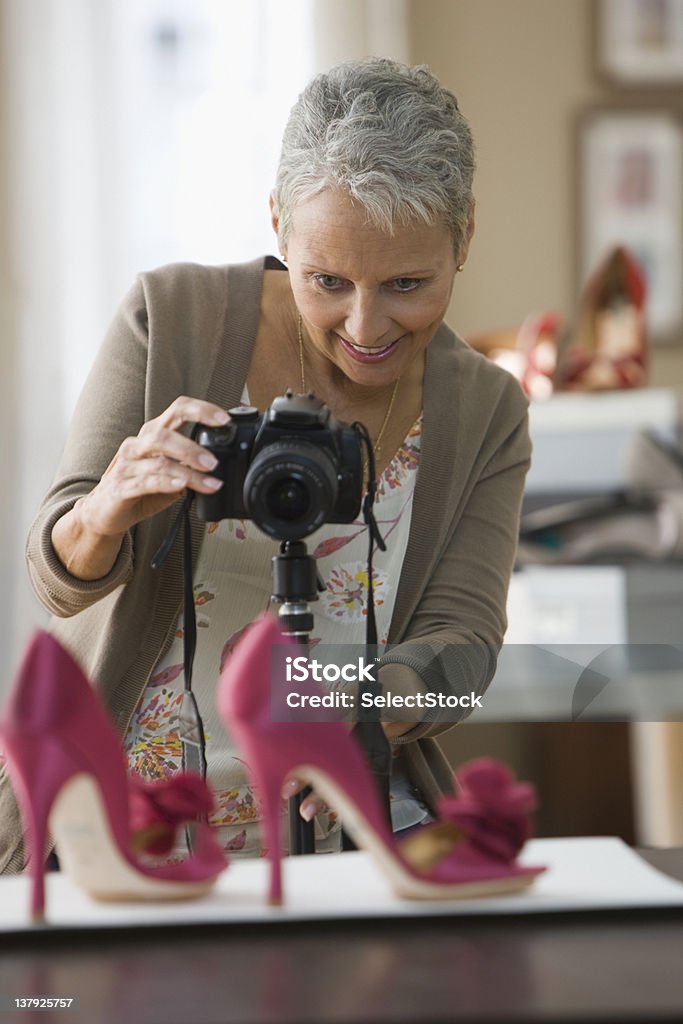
left=195, top=391, right=363, bottom=540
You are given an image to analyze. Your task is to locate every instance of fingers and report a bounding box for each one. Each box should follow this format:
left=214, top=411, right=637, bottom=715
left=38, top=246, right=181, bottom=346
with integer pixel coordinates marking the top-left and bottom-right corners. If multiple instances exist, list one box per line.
left=111, top=395, right=231, bottom=493
left=137, top=420, right=225, bottom=477
left=300, top=793, right=328, bottom=822
left=115, top=432, right=223, bottom=485
left=281, top=777, right=329, bottom=821
left=281, top=778, right=304, bottom=799
left=107, top=452, right=224, bottom=498
left=155, top=395, right=229, bottom=432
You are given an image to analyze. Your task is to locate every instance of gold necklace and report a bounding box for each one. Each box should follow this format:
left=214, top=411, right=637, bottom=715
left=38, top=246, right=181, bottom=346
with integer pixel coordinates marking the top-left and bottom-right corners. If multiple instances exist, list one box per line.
left=297, top=313, right=400, bottom=475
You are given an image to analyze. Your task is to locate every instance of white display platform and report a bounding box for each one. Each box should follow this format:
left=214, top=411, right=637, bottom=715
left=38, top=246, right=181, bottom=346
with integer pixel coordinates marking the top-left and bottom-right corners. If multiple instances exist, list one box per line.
left=2, top=837, right=683, bottom=934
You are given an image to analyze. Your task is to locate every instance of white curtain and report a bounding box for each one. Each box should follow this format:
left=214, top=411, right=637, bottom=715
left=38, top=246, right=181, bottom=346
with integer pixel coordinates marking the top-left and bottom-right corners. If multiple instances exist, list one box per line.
left=0, top=0, right=410, bottom=686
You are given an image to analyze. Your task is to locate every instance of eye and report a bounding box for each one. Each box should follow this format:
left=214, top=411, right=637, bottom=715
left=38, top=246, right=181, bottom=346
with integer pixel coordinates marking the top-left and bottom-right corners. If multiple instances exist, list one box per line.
left=392, top=278, right=422, bottom=293
left=313, top=274, right=345, bottom=291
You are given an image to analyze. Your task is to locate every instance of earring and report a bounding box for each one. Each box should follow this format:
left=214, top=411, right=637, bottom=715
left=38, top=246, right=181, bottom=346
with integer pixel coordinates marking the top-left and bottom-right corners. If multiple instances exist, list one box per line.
left=457, top=264, right=464, bottom=273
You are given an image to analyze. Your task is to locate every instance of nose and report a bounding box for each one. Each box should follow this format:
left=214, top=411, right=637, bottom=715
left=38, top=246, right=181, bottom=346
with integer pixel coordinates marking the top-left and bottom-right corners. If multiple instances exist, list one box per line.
left=344, top=291, right=391, bottom=347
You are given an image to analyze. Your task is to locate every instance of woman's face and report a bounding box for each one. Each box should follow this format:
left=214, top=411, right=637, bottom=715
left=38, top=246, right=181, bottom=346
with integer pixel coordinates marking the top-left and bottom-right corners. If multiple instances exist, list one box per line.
left=276, top=189, right=465, bottom=390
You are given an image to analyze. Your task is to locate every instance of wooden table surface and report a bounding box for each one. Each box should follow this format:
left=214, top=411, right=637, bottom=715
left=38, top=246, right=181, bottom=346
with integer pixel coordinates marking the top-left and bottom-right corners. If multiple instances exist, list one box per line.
left=1, top=848, right=682, bottom=1024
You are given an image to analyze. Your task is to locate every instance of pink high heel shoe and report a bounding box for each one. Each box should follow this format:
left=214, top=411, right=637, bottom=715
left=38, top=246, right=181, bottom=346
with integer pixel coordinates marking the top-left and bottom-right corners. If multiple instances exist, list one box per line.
left=0, top=631, right=227, bottom=920
left=218, top=614, right=545, bottom=905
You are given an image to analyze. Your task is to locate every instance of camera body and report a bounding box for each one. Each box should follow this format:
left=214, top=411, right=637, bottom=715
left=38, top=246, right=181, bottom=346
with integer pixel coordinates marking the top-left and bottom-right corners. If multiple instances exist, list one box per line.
left=195, top=391, right=363, bottom=540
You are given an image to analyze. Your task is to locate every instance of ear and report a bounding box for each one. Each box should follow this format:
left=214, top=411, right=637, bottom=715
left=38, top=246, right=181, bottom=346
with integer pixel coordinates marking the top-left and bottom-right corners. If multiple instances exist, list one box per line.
left=269, top=192, right=285, bottom=258
left=269, top=191, right=278, bottom=232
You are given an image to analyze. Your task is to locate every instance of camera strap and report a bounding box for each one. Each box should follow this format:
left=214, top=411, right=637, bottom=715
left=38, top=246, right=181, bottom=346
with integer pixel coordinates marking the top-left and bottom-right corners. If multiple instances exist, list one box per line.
left=151, top=492, right=208, bottom=785
left=353, top=421, right=387, bottom=650
left=348, top=424, right=393, bottom=837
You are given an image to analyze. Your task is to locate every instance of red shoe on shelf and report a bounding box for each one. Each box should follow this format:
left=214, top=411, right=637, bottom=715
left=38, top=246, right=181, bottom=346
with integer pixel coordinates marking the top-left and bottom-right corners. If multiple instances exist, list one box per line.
left=217, top=614, right=545, bottom=905
left=468, top=312, right=563, bottom=400
left=0, top=632, right=227, bottom=921
left=555, top=245, right=648, bottom=392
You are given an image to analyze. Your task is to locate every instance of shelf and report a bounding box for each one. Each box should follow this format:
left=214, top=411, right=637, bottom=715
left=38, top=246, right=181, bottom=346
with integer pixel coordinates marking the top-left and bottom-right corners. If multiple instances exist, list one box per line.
left=526, top=387, right=683, bottom=493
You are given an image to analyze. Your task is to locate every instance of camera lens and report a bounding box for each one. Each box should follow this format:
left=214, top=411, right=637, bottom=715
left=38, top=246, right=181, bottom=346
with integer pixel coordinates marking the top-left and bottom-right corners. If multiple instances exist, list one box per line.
left=243, top=440, right=338, bottom=540
left=265, top=478, right=310, bottom=521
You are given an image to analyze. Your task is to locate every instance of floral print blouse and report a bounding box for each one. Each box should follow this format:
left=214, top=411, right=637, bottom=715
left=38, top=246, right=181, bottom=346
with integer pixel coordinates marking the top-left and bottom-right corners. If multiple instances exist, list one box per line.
left=124, top=409, right=426, bottom=858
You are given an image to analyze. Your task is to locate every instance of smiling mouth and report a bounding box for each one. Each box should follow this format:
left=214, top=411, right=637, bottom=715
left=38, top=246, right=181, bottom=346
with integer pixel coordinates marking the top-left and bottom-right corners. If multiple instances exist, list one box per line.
left=336, top=334, right=403, bottom=359
left=347, top=340, right=395, bottom=354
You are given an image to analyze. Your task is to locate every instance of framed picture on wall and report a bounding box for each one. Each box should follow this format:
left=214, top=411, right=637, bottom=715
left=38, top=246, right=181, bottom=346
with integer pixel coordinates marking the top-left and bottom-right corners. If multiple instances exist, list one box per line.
left=578, top=109, right=683, bottom=343
left=598, top=0, right=683, bottom=84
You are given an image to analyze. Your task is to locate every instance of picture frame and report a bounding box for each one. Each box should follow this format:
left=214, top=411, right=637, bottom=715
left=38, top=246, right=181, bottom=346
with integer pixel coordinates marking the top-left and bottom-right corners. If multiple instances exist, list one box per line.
left=578, top=108, right=683, bottom=343
left=598, top=0, right=683, bottom=84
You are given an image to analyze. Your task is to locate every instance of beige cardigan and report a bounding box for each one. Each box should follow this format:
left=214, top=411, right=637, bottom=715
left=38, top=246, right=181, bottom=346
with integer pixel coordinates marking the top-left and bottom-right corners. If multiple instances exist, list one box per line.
left=1, top=257, right=530, bottom=873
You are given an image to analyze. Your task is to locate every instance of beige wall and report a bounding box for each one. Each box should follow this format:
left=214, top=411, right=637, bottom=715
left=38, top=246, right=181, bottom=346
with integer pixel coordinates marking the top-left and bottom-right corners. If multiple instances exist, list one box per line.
left=410, top=0, right=683, bottom=387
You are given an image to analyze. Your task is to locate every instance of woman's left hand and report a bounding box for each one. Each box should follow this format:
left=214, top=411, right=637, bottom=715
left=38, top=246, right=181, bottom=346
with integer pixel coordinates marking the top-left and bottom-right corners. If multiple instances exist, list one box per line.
left=281, top=777, right=327, bottom=822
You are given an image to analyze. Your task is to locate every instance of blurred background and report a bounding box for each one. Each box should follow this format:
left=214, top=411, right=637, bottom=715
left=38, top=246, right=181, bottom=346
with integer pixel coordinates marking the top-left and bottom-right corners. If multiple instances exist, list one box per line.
left=1, top=0, right=683, bottom=846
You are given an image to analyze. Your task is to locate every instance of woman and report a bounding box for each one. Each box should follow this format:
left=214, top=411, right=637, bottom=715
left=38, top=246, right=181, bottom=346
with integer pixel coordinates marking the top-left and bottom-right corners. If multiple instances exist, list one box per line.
left=1, top=58, right=530, bottom=871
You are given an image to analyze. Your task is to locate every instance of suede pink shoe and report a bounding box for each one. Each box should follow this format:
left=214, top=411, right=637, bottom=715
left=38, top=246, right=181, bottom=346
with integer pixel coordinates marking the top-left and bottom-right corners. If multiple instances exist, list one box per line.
left=0, top=631, right=227, bottom=921
left=218, top=613, right=545, bottom=904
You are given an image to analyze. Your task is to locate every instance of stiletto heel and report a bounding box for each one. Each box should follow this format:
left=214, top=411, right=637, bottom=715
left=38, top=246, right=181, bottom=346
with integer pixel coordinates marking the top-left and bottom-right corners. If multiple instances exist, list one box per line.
left=258, top=772, right=286, bottom=906
left=16, top=769, right=50, bottom=921
left=28, top=817, right=47, bottom=922
left=218, top=614, right=545, bottom=903
left=0, top=632, right=227, bottom=919
left=6, top=733, right=77, bottom=921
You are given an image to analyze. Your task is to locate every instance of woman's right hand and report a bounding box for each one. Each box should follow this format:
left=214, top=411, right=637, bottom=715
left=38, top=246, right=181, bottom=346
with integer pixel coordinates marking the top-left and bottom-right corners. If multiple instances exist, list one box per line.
left=51, top=396, right=229, bottom=580
left=78, top=396, right=229, bottom=537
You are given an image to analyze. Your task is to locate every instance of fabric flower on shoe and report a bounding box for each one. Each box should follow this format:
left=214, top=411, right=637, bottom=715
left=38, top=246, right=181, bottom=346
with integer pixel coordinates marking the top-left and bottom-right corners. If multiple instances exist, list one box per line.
left=129, top=773, right=215, bottom=856
left=438, top=758, right=537, bottom=864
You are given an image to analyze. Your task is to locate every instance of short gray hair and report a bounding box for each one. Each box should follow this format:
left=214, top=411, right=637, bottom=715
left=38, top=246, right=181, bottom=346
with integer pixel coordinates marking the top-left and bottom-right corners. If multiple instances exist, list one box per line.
left=273, top=57, right=475, bottom=256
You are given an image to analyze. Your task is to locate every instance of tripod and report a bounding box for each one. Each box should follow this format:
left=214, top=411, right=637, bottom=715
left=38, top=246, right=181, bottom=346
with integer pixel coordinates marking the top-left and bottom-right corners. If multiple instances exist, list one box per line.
left=271, top=539, right=392, bottom=855
left=271, top=539, right=319, bottom=854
